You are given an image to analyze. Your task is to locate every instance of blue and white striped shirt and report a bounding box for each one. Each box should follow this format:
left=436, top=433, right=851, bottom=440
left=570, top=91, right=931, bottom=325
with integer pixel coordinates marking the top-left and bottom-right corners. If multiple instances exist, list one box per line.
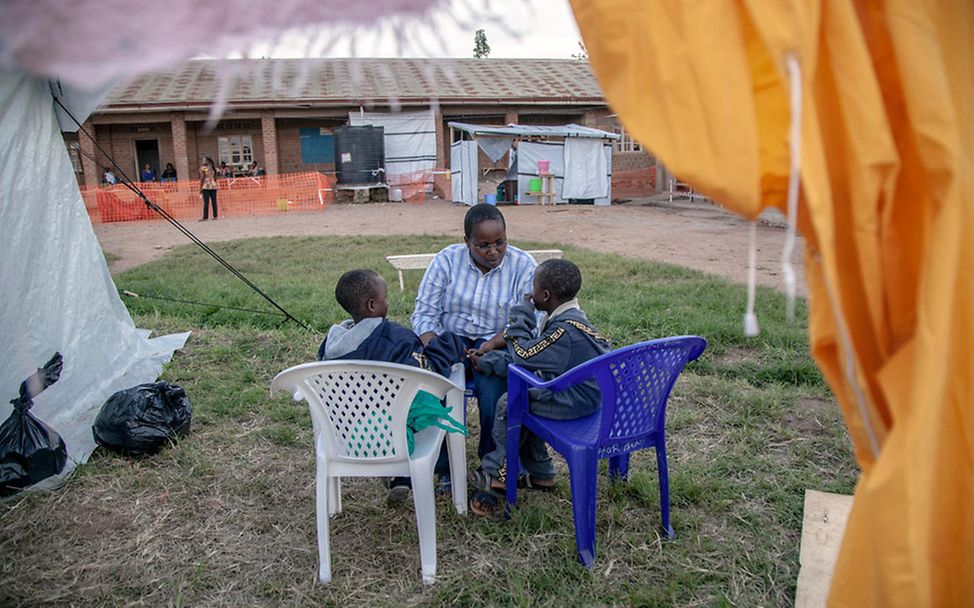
left=411, top=244, right=537, bottom=341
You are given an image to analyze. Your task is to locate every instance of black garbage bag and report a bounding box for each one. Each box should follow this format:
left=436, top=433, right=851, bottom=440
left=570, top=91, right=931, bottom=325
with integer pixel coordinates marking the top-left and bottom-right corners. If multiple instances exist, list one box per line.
left=93, top=382, right=192, bottom=456
left=0, top=353, right=68, bottom=496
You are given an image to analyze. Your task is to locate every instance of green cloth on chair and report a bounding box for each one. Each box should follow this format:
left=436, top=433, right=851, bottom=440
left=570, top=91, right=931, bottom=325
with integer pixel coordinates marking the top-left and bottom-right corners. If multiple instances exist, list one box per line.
left=407, top=390, right=468, bottom=454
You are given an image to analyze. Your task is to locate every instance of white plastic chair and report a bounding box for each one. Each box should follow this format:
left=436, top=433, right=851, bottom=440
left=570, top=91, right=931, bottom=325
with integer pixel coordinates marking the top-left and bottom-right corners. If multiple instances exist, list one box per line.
left=270, top=360, right=467, bottom=584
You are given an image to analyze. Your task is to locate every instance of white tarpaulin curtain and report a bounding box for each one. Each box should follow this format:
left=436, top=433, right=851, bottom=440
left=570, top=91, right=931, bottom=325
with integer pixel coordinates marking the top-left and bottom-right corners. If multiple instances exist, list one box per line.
left=450, top=140, right=478, bottom=205
left=0, top=72, right=188, bottom=485
left=562, top=137, right=608, bottom=199
left=476, top=136, right=514, bottom=163
left=349, top=110, right=436, bottom=186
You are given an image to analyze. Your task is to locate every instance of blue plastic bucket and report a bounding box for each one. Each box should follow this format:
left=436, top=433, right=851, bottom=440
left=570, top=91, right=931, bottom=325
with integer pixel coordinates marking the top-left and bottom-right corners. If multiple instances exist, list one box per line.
left=484, top=193, right=497, bottom=205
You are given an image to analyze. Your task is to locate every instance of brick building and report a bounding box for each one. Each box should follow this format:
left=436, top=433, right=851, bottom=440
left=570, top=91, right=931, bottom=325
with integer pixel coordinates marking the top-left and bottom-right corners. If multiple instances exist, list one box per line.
left=66, top=58, right=658, bottom=197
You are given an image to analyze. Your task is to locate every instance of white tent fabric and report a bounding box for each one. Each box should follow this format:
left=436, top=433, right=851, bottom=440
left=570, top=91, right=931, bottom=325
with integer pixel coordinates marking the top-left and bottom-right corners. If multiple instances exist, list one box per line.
left=450, top=140, right=478, bottom=205
left=449, top=122, right=620, bottom=140
left=562, top=138, right=609, bottom=199
left=0, top=0, right=445, bottom=91
left=0, top=72, right=188, bottom=486
left=349, top=110, right=437, bottom=186
left=476, top=136, right=515, bottom=163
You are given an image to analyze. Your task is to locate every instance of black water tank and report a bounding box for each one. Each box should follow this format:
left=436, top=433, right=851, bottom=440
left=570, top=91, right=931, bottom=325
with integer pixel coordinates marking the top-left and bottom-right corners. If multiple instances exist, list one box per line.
left=333, top=126, right=385, bottom=185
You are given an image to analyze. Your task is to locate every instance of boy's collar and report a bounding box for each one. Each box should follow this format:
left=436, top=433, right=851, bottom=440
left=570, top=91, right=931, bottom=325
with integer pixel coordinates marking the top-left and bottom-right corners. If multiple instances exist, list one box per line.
left=539, top=298, right=580, bottom=332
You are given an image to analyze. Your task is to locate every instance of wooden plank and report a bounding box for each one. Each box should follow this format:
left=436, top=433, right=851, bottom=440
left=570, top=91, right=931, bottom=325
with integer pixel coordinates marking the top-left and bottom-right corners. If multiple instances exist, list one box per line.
left=795, top=490, right=854, bottom=608
left=528, top=249, right=564, bottom=262
left=385, top=254, right=437, bottom=270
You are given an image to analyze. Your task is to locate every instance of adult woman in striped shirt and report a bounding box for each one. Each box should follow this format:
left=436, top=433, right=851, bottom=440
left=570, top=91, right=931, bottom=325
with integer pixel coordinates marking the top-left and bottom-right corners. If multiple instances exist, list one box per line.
left=412, top=204, right=537, bottom=472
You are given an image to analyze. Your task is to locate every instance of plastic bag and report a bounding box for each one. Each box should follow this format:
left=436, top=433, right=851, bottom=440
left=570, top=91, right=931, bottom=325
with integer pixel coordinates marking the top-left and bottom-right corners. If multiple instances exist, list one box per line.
left=92, top=382, right=192, bottom=456
left=0, top=353, right=68, bottom=496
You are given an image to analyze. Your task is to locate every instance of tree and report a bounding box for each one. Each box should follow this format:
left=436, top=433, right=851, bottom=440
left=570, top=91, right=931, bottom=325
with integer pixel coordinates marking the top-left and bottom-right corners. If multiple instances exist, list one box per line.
left=473, top=29, right=491, bottom=59
left=571, top=41, right=588, bottom=61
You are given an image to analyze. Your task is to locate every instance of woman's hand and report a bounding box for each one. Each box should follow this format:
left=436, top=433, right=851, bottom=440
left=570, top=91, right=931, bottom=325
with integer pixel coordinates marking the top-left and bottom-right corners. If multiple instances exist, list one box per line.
left=418, top=331, right=438, bottom=346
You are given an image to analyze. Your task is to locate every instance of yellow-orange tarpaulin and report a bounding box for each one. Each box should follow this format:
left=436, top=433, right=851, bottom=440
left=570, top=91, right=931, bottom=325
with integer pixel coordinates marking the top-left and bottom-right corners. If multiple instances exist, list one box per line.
left=570, top=0, right=973, bottom=605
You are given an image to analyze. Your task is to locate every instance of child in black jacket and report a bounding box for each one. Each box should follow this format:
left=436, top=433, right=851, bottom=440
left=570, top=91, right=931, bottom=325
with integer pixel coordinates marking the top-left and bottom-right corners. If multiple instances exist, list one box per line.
left=469, top=259, right=611, bottom=516
left=317, top=269, right=467, bottom=505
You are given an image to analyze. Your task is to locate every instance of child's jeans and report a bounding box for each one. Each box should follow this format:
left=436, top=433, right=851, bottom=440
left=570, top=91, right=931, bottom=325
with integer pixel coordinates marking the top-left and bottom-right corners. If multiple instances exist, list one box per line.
left=479, top=393, right=556, bottom=482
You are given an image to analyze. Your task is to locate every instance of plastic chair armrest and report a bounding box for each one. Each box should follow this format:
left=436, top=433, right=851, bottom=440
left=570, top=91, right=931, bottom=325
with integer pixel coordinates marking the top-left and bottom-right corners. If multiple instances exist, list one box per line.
left=508, top=363, right=596, bottom=394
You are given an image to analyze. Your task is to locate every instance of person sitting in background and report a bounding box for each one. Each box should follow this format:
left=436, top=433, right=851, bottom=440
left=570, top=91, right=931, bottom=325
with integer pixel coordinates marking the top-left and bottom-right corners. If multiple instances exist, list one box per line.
left=250, top=161, right=265, bottom=177
left=218, top=161, right=232, bottom=178
left=317, top=269, right=468, bottom=506
left=161, top=163, right=177, bottom=182
left=140, top=163, right=156, bottom=182
left=102, top=167, right=117, bottom=185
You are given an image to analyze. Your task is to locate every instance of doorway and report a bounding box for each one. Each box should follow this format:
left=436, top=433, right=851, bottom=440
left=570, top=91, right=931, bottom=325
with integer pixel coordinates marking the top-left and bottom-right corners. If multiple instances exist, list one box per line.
left=135, top=139, right=160, bottom=180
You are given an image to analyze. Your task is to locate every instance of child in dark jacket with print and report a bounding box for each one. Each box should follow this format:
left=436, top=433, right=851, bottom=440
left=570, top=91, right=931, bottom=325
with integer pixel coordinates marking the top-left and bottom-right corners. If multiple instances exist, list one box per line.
left=469, top=259, right=611, bottom=516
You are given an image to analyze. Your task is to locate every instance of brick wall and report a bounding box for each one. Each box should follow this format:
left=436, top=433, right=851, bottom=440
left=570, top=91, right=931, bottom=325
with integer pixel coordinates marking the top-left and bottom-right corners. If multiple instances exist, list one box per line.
left=62, top=133, right=87, bottom=186
left=171, top=116, right=189, bottom=183
left=275, top=117, right=344, bottom=174
left=90, top=122, right=173, bottom=181
left=78, top=121, right=99, bottom=186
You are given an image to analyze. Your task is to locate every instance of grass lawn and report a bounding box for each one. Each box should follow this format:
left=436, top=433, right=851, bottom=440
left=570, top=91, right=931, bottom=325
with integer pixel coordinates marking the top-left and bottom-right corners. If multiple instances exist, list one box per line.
left=0, top=235, right=858, bottom=607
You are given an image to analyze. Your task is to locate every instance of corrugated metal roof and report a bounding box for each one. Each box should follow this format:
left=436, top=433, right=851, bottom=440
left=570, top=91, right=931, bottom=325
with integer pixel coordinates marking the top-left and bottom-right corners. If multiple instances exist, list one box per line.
left=103, top=58, right=605, bottom=109
left=448, top=122, right=619, bottom=139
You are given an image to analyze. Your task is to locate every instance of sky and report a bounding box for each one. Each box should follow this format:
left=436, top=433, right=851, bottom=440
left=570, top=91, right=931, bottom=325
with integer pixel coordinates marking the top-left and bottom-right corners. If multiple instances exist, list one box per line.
left=237, top=0, right=584, bottom=60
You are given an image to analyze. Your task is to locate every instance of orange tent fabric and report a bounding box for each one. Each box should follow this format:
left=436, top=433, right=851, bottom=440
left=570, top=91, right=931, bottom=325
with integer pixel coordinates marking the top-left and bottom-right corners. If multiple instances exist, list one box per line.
left=570, top=0, right=973, bottom=605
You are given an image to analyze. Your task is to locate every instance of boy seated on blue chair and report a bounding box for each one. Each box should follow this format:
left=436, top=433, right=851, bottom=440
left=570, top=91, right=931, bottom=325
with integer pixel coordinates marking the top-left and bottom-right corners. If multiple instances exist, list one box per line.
left=467, top=259, right=611, bottom=516
left=317, top=269, right=467, bottom=506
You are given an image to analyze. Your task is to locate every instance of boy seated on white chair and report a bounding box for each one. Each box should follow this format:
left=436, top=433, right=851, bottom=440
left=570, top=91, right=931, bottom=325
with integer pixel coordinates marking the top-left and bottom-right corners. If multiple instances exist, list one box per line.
left=317, top=269, right=468, bottom=506
left=467, top=259, right=612, bottom=516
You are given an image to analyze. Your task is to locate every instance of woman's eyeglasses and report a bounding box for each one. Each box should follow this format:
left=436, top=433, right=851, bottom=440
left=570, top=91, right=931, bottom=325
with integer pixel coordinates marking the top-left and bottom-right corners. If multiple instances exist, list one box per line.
left=472, top=240, right=507, bottom=252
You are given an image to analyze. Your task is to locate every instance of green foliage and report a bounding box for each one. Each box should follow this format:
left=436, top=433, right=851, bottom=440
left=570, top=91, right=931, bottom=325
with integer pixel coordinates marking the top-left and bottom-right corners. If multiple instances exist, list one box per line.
left=473, top=28, right=491, bottom=58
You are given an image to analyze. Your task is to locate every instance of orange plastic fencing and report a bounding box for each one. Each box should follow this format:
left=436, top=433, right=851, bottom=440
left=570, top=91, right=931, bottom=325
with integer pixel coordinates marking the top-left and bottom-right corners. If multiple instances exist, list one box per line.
left=81, top=172, right=336, bottom=223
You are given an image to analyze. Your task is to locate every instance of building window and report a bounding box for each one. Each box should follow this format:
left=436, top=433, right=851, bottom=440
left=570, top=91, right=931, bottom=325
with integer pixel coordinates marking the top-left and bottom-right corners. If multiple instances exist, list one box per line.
left=218, top=135, right=254, bottom=168
left=613, top=124, right=643, bottom=152
left=67, top=142, right=83, bottom=173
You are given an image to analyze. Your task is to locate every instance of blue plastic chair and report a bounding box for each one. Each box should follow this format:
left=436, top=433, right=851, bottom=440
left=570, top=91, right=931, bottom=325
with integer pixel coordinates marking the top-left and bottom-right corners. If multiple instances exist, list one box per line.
left=504, top=336, right=707, bottom=568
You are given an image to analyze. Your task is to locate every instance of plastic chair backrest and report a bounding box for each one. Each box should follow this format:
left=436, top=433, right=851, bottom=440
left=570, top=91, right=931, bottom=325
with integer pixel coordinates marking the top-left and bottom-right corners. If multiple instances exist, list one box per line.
left=271, top=361, right=457, bottom=464
left=582, top=337, right=705, bottom=457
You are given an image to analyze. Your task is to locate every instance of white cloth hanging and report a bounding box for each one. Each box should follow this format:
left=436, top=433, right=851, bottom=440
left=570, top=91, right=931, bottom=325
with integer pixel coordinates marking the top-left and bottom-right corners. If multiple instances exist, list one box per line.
left=562, top=137, right=608, bottom=199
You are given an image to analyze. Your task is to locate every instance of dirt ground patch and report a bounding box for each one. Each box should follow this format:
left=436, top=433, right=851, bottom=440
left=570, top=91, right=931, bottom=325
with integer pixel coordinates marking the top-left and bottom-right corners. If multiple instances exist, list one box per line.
left=94, top=195, right=806, bottom=296
left=781, top=397, right=836, bottom=435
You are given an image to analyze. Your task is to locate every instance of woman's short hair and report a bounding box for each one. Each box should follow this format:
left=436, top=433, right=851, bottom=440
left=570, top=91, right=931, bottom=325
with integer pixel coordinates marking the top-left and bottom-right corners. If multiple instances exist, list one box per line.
left=463, top=203, right=506, bottom=238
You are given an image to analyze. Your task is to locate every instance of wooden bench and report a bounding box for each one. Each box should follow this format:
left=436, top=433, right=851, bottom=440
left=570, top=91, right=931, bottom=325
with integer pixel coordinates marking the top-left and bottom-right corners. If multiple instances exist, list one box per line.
left=386, top=249, right=564, bottom=291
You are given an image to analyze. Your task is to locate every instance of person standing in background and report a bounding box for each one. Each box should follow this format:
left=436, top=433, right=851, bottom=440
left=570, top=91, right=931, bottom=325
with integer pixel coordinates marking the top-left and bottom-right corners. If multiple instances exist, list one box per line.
left=199, top=156, right=219, bottom=221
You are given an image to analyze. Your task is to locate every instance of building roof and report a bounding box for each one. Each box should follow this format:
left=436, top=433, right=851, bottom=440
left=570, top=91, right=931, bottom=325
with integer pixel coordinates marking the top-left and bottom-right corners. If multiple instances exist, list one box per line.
left=449, top=122, right=619, bottom=139
left=102, top=58, right=606, bottom=111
